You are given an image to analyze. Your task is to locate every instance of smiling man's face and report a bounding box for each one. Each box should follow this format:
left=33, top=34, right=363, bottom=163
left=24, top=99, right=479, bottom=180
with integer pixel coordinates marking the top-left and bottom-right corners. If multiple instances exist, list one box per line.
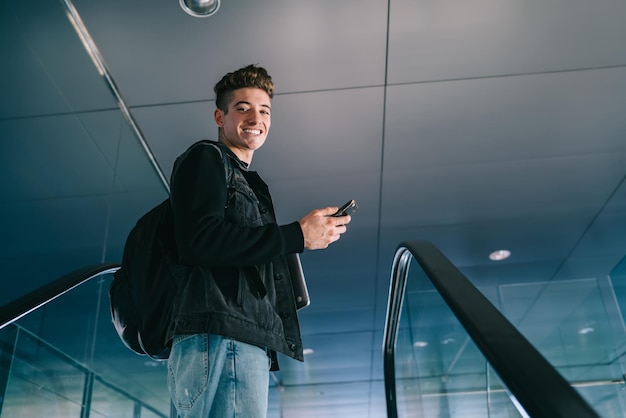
left=214, top=87, right=272, bottom=164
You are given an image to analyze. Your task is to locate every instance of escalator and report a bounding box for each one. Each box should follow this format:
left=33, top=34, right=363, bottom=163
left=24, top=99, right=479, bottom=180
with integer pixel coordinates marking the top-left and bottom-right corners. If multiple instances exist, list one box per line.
left=383, top=240, right=625, bottom=417
left=0, top=265, right=171, bottom=417
left=1, top=242, right=622, bottom=417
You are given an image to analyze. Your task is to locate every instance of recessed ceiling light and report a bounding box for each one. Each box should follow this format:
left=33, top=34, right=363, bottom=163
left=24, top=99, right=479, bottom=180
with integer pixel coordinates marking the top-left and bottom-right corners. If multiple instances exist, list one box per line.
left=489, top=249, right=511, bottom=261
left=303, top=348, right=315, bottom=355
left=413, top=341, right=428, bottom=348
left=578, top=326, right=595, bottom=335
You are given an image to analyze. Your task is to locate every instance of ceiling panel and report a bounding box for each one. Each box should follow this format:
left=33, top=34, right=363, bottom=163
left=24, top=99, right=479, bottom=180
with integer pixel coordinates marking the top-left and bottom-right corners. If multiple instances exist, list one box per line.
left=383, top=68, right=626, bottom=172
left=0, top=116, right=117, bottom=201
left=381, top=68, right=626, bottom=231
left=571, top=179, right=626, bottom=259
left=130, top=101, right=218, bottom=179
left=382, top=215, right=593, bottom=264
left=381, top=153, right=625, bottom=228
left=0, top=0, right=117, bottom=118
left=73, top=0, right=388, bottom=106
left=388, top=0, right=626, bottom=84
left=0, top=112, right=164, bottom=203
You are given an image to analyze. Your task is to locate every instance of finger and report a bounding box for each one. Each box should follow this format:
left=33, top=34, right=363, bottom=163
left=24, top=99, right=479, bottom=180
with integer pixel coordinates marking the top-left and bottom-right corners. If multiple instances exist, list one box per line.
left=331, top=215, right=350, bottom=227
left=320, top=206, right=339, bottom=216
left=335, top=225, right=347, bottom=234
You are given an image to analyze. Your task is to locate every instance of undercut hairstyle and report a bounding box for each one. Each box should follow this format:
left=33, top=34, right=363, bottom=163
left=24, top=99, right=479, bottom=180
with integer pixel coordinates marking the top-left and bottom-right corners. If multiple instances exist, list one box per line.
left=214, top=65, right=274, bottom=112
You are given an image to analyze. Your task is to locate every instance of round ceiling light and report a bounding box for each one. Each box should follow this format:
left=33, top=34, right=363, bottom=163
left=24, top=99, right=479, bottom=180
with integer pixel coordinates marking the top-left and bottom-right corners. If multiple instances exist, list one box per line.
left=489, top=249, right=511, bottom=261
left=180, top=0, right=220, bottom=17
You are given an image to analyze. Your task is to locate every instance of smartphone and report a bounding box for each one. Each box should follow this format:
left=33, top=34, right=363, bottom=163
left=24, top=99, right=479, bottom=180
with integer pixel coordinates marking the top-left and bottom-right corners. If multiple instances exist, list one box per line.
left=331, top=199, right=358, bottom=217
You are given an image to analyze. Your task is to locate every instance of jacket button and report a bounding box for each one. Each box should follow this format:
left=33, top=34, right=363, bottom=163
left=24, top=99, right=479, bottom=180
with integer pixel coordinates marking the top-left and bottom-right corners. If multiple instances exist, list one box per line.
left=289, top=343, right=296, bottom=351
left=275, top=274, right=283, bottom=281
left=280, top=312, right=289, bottom=319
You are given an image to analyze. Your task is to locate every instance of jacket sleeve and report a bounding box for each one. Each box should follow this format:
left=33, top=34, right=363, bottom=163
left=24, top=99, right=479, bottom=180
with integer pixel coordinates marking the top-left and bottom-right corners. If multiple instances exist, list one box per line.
left=170, top=143, right=304, bottom=267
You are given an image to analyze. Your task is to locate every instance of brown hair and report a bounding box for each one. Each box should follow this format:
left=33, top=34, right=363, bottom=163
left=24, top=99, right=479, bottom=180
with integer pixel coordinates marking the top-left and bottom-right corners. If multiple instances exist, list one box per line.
left=214, top=65, right=274, bottom=112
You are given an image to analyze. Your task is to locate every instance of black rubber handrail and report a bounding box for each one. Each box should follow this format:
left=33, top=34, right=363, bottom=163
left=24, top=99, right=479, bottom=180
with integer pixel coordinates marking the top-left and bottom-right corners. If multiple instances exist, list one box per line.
left=383, top=240, right=600, bottom=418
left=0, top=263, right=120, bottom=330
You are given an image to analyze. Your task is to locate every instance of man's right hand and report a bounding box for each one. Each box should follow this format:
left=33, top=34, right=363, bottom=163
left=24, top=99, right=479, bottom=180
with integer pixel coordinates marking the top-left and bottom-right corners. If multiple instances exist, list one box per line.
left=299, top=207, right=351, bottom=250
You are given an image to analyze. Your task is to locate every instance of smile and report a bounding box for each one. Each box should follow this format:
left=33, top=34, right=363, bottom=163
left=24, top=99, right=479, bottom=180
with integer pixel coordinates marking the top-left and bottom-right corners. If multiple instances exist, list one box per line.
left=243, top=128, right=261, bottom=135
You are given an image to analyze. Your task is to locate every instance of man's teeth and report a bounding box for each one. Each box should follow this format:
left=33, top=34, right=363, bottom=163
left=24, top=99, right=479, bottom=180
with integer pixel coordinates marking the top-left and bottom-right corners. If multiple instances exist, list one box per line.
left=243, top=129, right=261, bottom=134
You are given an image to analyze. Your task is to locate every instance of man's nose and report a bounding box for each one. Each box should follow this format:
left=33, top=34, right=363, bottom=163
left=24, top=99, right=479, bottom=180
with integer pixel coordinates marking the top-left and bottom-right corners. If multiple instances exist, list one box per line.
left=247, top=111, right=262, bottom=123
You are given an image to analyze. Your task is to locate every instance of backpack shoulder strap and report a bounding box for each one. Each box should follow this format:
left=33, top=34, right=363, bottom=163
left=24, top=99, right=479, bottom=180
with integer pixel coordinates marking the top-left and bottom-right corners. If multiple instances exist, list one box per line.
left=173, top=140, right=233, bottom=188
left=206, top=141, right=234, bottom=188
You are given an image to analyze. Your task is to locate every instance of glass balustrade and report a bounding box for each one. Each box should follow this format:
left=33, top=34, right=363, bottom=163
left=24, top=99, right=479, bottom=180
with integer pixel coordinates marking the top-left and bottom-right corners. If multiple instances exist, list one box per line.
left=393, top=253, right=528, bottom=417
left=384, top=241, right=604, bottom=418
left=0, top=272, right=170, bottom=418
left=496, top=276, right=626, bottom=417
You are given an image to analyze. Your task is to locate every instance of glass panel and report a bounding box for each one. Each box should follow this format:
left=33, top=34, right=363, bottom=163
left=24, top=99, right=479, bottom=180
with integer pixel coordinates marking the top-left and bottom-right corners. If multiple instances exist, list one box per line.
left=90, top=378, right=139, bottom=418
left=485, top=365, right=527, bottom=418
left=142, top=409, right=169, bottom=418
left=0, top=327, right=85, bottom=418
left=394, top=256, right=527, bottom=418
left=0, top=271, right=169, bottom=417
left=611, top=255, right=626, bottom=327
left=498, top=277, right=626, bottom=416
left=92, top=275, right=171, bottom=415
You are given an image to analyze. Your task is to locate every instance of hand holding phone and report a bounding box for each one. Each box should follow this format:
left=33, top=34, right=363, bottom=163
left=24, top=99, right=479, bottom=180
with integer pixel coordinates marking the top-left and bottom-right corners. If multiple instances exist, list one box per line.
left=299, top=201, right=355, bottom=249
left=331, top=199, right=358, bottom=217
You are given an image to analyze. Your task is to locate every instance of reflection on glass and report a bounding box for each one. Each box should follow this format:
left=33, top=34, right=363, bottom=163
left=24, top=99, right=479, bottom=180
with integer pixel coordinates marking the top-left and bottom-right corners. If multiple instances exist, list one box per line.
left=394, top=257, right=526, bottom=417
left=0, top=273, right=170, bottom=418
left=611, top=255, right=626, bottom=329
left=498, top=277, right=626, bottom=417
left=392, top=249, right=626, bottom=417
left=0, top=327, right=84, bottom=417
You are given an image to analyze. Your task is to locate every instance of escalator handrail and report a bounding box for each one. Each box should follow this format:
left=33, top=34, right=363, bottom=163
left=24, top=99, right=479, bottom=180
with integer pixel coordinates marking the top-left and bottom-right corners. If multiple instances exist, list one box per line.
left=0, top=263, right=120, bottom=330
left=383, top=240, right=600, bottom=418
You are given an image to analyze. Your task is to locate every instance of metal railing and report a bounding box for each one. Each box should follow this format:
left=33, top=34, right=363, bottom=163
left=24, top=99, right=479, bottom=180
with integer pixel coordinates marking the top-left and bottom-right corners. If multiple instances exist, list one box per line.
left=383, top=240, right=600, bottom=418
left=0, top=264, right=120, bottom=331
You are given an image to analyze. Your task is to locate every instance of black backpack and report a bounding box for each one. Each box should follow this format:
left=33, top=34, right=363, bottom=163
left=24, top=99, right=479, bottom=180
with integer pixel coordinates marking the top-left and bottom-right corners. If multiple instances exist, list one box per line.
left=109, top=141, right=229, bottom=359
left=109, top=199, right=178, bottom=359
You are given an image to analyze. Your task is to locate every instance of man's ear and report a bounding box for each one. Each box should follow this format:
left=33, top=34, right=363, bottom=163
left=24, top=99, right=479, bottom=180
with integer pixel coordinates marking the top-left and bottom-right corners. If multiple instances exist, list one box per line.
left=214, top=108, right=224, bottom=127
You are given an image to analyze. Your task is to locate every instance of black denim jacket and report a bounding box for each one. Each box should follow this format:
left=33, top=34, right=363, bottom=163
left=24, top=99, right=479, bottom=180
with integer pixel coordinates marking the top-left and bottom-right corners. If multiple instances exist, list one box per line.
left=167, top=141, right=305, bottom=368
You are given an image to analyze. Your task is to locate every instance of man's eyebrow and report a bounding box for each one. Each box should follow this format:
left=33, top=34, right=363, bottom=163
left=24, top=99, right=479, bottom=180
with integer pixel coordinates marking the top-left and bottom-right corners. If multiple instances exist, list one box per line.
left=233, top=100, right=271, bottom=109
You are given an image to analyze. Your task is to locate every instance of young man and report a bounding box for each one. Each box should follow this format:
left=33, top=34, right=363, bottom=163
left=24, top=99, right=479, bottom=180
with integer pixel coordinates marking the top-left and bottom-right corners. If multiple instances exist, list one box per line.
left=167, top=65, right=351, bottom=417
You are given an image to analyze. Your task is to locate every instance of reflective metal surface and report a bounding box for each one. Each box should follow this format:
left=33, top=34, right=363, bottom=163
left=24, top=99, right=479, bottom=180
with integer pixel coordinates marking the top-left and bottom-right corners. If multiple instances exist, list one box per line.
left=179, top=0, right=220, bottom=17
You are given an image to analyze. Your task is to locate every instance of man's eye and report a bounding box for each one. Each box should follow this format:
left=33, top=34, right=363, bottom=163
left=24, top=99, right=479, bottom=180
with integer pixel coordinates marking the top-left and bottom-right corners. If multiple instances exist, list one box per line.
left=237, top=107, right=249, bottom=112
left=262, top=110, right=270, bottom=116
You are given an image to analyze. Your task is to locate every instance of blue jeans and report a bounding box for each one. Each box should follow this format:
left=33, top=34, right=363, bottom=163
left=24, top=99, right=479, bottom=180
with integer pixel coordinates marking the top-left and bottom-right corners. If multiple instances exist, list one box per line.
left=168, top=334, right=270, bottom=418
